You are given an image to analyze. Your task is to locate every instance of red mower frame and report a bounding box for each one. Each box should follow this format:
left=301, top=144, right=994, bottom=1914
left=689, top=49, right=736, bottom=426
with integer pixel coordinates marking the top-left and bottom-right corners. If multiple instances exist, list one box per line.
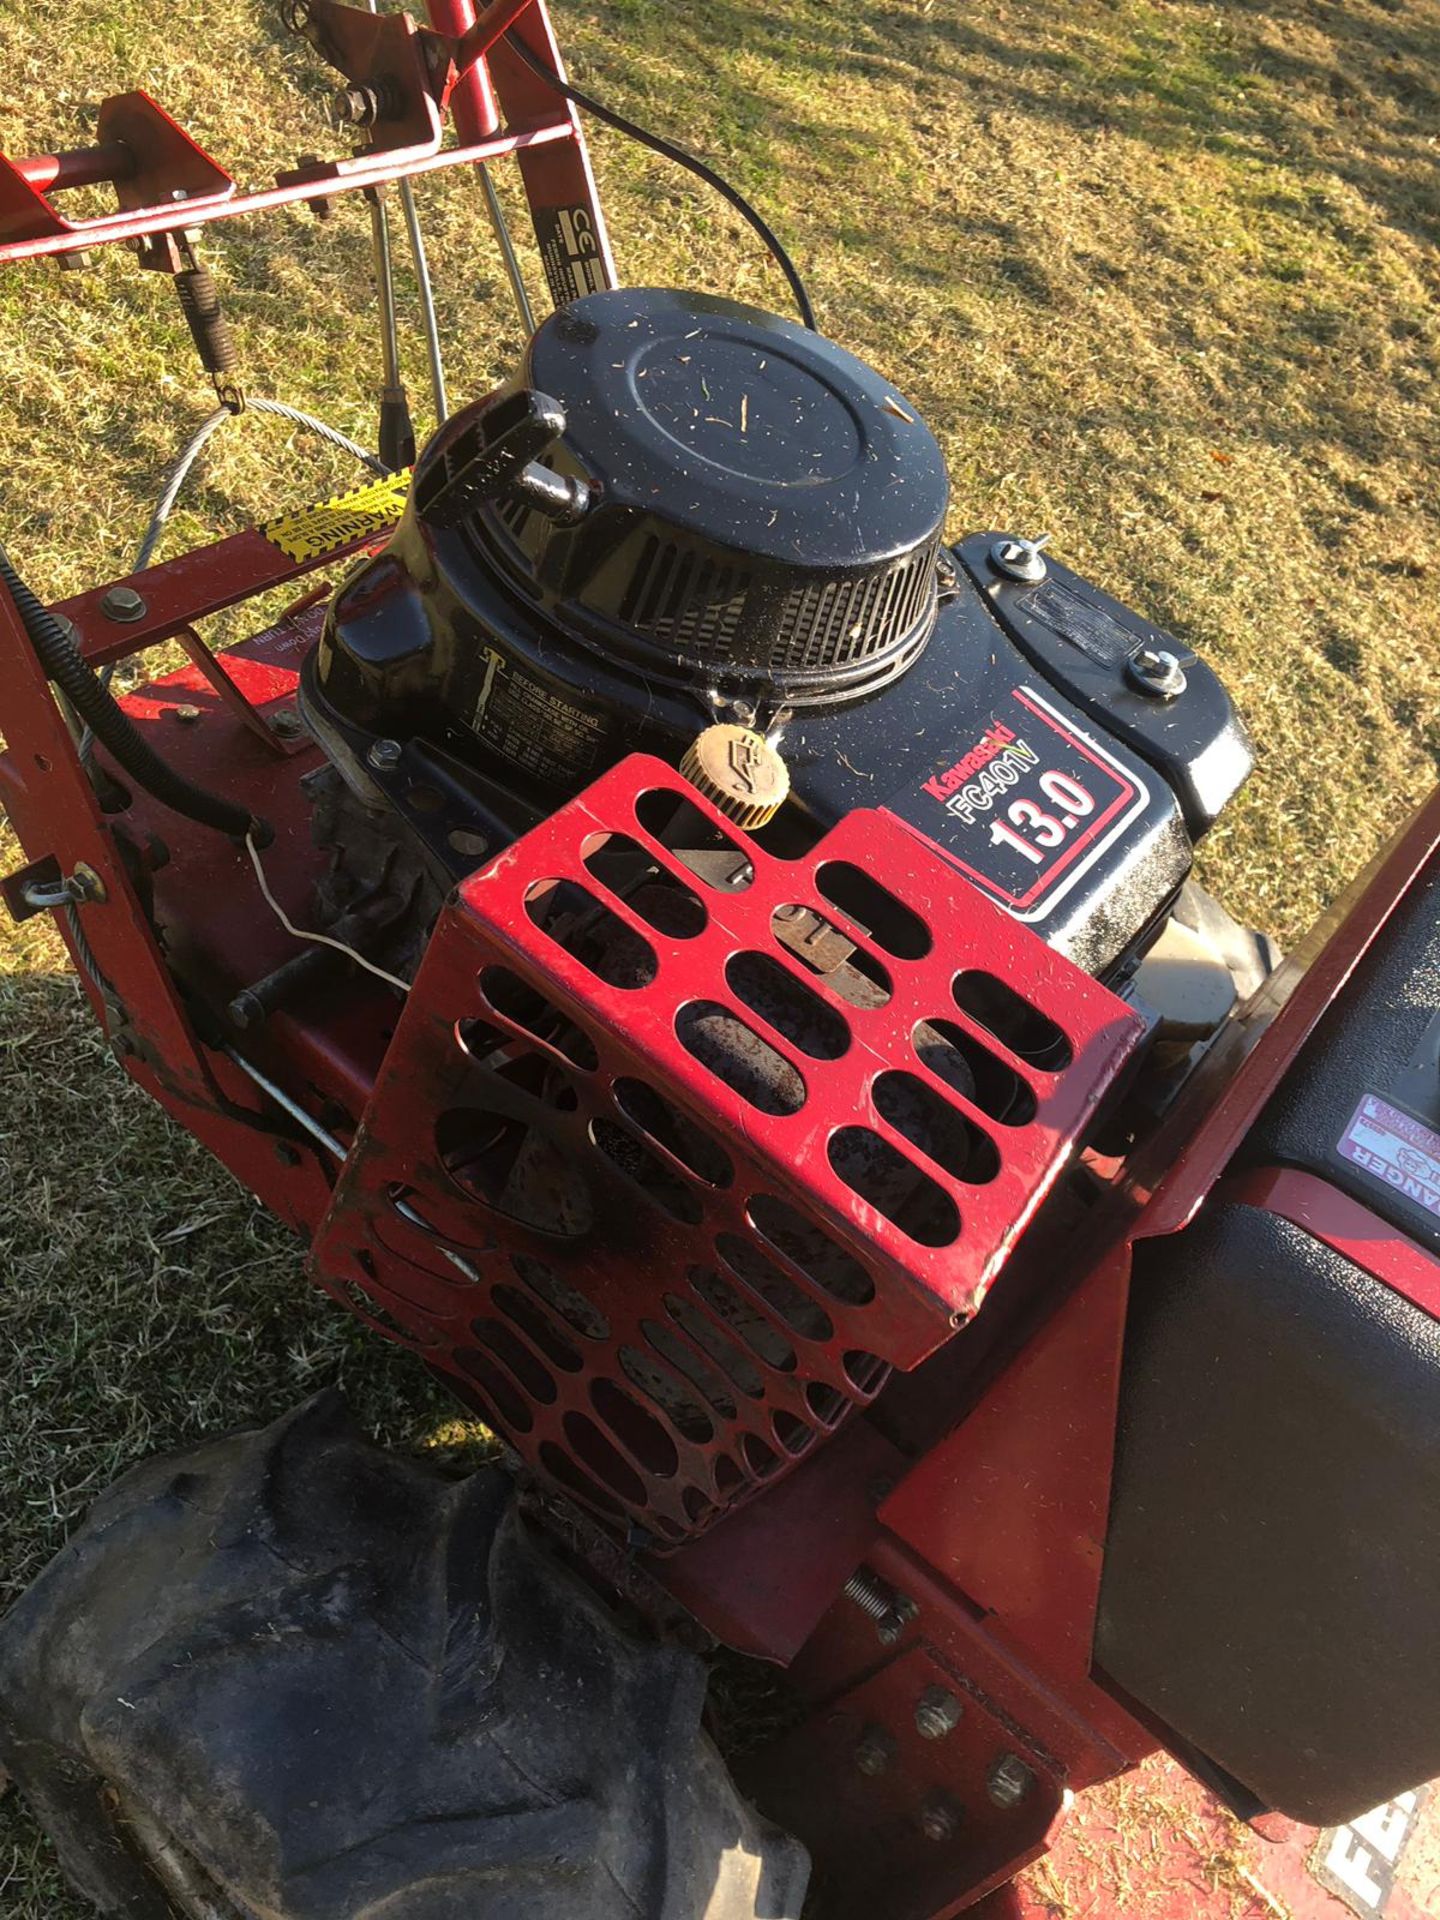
left=3, top=7, right=1440, bottom=1912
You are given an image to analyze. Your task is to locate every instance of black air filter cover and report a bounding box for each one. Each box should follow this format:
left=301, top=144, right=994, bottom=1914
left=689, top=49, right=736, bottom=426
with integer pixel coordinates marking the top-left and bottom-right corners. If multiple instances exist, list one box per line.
left=469, top=288, right=950, bottom=696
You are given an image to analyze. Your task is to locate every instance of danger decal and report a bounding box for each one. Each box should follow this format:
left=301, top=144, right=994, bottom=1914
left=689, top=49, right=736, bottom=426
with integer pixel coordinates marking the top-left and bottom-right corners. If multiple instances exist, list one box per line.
left=1338, top=1094, right=1440, bottom=1221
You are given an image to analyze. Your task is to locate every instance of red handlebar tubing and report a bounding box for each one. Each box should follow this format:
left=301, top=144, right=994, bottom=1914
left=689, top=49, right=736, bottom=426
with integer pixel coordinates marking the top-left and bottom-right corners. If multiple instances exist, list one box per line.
left=0, top=0, right=614, bottom=289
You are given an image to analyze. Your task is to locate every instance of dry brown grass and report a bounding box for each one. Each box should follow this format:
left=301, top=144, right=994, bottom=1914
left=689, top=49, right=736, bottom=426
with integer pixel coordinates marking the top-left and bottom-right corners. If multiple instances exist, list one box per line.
left=2, top=0, right=1438, bottom=1909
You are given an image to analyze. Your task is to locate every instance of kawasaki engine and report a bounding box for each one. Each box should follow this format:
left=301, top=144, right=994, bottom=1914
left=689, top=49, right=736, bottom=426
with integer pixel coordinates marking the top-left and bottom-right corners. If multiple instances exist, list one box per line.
left=300, top=287, right=1252, bottom=989
left=288, top=287, right=1256, bottom=1545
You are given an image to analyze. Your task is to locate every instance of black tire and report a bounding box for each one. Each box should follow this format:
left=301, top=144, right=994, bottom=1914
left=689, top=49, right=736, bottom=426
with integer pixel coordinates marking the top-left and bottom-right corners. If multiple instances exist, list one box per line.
left=0, top=1392, right=808, bottom=1920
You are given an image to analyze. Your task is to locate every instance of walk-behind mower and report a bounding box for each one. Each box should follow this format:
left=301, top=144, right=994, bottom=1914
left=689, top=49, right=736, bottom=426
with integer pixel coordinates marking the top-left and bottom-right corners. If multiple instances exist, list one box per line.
left=1, top=4, right=1438, bottom=1915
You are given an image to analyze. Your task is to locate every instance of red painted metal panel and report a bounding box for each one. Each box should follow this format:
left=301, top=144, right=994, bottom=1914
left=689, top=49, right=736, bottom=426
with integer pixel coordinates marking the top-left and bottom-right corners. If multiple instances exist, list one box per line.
left=744, top=1638, right=1066, bottom=1920
left=880, top=1244, right=1134, bottom=1687
left=998, top=1753, right=1440, bottom=1920
left=485, top=0, right=617, bottom=300
left=0, top=598, right=338, bottom=1242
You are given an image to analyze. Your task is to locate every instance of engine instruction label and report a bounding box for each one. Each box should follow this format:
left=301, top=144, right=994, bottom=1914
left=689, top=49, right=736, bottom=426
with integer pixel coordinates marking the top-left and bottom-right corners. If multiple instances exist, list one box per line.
left=258, top=470, right=411, bottom=564
left=472, top=645, right=613, bottom=786
left=1023, top=577, right=1146, bottom=666
left=897, top=684, right=1147, bottom=920
left=1338, top=1094, right=1440, bottom=1221
left=533, top=204, right=610, bottom=309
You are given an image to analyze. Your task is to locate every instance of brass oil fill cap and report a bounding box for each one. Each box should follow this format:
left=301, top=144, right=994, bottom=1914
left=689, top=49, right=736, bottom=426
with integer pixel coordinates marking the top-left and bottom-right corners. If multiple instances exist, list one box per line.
left=679, top=724, right=790, bottom=830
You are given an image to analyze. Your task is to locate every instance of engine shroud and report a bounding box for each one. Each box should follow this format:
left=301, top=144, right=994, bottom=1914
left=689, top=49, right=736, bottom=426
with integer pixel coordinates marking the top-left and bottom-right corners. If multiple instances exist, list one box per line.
left=312, top=754, right=1145, bottom=1545
left=308, top=289, right=1251, bottom=981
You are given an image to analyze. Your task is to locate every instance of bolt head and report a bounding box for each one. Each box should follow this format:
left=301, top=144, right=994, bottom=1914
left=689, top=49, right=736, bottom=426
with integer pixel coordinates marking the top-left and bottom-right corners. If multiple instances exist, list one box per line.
left=854, top=1725, right=896, bottom=1777
left=270, top=707, right=304, bottom=738
left=988, top=533, right=1051, bottom=584
left=1125, top=646, right=1187, bottom=700
left=915, top=1686, right=964, bottom=1740
left=173, top=703, right=202, bottom=725
left=100, top=585, right=147, bottom=624
left=918, top=1792, right=962, bottom=1842
left=987, top=1752, right=1035, bottom=1810
left=367, top=737, right=403, bottom=773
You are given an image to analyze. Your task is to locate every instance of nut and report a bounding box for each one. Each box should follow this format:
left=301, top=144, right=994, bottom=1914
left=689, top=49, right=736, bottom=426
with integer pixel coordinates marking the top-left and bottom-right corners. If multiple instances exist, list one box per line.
left=854, top=1724, right=896, bottom=1778
left=915, top=1687, right=963, bottom=1740
left=988, top=1752, right=1035, bottom=1810
left=367, top=738, right=403, bottom=773
left=918, top=1792, right=962, bottom=1842
left=330, top=84, right=380, bottom=128
left=270, top=707, right=304, bottom=738
left=71, top=862, right=107, bottom=904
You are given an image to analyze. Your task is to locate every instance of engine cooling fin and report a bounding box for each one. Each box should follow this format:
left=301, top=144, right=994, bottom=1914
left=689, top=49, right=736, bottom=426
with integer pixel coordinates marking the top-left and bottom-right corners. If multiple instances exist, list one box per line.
left=312, top=755, right=1145, bottom=1545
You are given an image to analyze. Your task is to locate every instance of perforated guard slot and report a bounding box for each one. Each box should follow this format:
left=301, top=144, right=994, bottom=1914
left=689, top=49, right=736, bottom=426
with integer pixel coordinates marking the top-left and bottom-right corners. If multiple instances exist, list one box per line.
left=313, top=755, right=1144, bottom=1544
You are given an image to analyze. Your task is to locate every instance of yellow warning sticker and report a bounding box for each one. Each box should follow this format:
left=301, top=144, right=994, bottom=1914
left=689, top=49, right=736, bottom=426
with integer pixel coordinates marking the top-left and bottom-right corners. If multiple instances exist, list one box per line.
left=258, top=470, right=411, bottom=563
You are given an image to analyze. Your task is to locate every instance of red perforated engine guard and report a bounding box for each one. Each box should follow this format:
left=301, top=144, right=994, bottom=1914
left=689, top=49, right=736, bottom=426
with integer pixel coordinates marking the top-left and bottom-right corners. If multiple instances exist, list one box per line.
left=313, top=755, right=1144, bottom=1544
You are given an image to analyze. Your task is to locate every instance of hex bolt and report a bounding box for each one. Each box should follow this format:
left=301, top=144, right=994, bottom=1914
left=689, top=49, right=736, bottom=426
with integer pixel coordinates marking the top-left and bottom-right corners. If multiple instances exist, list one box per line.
left=173, top=704, right=202, bottom=725
left=1126, top=645, right=1188, bottom=699
left=988, top=1752, right=1035, bottom=1810
left=270, top=707, right=304, bottom=738
left=367, top=738, right=403, bottom=773
left=854, top=1724, right=896, bottom=1778
left=915, top=1687, right=964, bottom=1740
left=918, top=1792, right=963, bottom=1842
left=989, top=532, right=1051, bottom=584
left=100, top=585, right=148, bottom=624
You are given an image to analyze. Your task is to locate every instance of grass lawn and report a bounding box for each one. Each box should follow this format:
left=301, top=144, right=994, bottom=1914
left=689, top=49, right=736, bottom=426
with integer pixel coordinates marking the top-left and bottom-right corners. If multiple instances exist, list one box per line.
left=1, top=0, right=1437, bottom=1908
